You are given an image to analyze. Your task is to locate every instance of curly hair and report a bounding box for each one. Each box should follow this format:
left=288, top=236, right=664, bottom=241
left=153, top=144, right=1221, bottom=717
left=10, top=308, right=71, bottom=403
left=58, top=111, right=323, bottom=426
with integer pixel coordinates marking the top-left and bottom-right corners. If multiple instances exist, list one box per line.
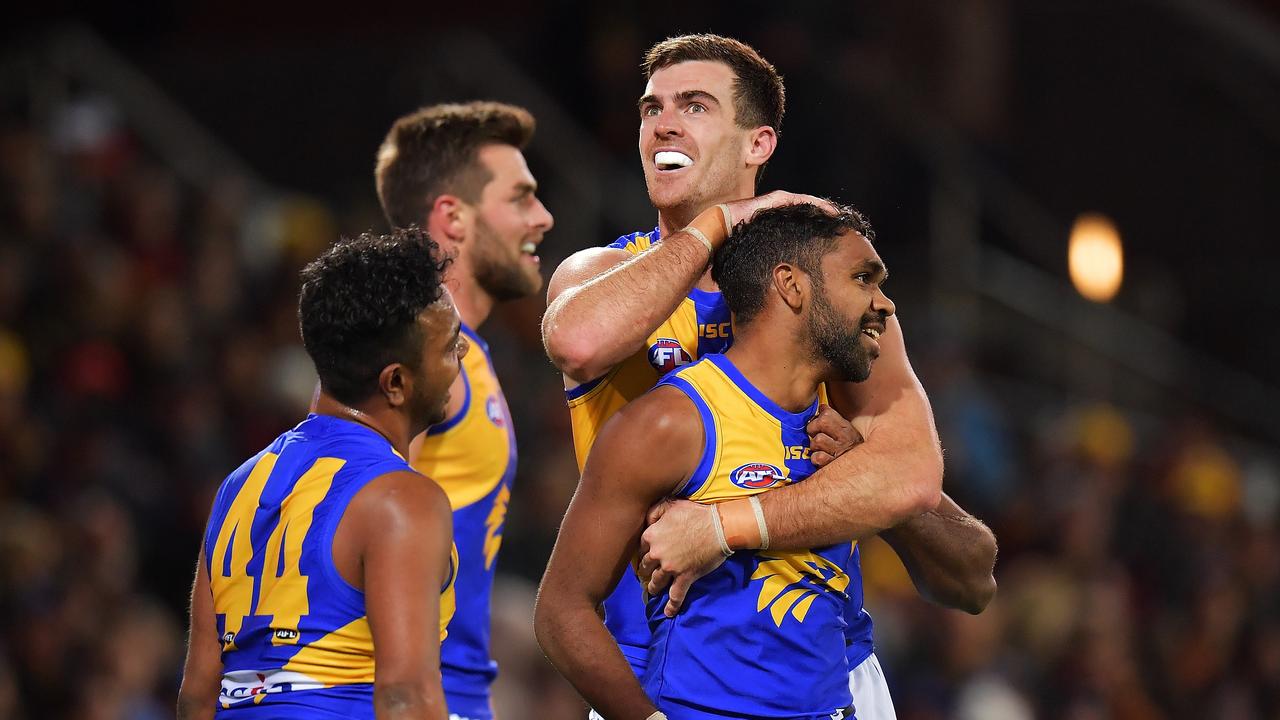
left=375, top=101, right=535, bottom=229
left=298, top=226, right=452, bottom=405
left=712, top=203, right=875, bottom=326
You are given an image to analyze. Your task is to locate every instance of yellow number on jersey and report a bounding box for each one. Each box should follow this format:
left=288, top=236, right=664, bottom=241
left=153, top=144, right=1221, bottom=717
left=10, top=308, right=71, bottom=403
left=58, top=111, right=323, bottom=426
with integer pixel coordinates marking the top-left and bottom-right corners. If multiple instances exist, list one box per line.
left=208, top=454, right=346, bottom=648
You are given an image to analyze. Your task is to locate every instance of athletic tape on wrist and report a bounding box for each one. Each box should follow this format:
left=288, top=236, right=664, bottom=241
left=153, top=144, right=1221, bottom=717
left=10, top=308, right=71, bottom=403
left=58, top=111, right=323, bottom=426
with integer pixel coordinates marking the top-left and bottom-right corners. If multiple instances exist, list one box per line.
left=709, top=504, right=732, bottom=557
left=748, top=494, right=769, bottom=550
left=683, top=226, right=715, bottom=255
left=716, top=203, right=732, bottom=235
left=717, top=498, right=762, bottom=550
left=647, top=712, right=669, bottom=720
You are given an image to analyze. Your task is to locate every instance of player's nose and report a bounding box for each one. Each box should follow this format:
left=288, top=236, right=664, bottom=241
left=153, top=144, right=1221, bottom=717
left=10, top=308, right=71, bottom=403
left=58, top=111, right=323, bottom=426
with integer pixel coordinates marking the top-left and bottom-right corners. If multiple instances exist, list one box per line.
left=530, top=195, right=554, bottom=232
left=873, top=286, right=896, bottom=317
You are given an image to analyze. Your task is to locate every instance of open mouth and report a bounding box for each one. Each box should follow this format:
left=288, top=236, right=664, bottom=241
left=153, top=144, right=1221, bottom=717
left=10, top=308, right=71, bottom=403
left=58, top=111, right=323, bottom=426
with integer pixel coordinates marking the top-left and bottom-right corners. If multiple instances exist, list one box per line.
left=654, top=150, right=694, bottom=172
left=861, top=327, right=881, bottom=341
left=520, top=240, right=540, bottom=264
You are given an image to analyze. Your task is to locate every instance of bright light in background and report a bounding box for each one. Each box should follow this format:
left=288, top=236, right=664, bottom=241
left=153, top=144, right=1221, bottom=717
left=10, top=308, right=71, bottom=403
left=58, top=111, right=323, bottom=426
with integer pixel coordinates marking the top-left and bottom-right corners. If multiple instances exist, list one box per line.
left=1069, top=213, right=1124, bottom=302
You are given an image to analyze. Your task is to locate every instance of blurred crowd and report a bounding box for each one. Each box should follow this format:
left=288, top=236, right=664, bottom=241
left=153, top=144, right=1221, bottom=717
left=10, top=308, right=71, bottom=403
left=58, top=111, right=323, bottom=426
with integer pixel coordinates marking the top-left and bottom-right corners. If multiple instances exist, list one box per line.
left=1, top=57, right=1278, bottom=720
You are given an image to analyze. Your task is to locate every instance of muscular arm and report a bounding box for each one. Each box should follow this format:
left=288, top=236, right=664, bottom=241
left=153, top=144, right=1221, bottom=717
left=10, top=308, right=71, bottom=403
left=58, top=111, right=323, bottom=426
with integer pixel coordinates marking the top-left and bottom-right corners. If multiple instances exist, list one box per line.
left=345, top=471, right=453, bottom=720
left=542, top=237, right=711, bottom=384
left=760, top=315, right=943, bottom=547
left=176, top=549, right=221, bottom=720
left=640, top=317, right=944, bottom=606
left=881, top=494, right=997, bottom=614
left=535, top=387, right=701, bottom=719
left=542, top=191, right=837, bottom=384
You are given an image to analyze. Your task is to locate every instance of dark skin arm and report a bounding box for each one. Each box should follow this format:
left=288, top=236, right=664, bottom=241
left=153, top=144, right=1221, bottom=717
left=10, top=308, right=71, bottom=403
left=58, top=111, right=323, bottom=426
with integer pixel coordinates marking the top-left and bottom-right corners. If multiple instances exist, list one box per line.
left=336, top=470, right=452, bottom=720
left=535, top=386, right=701, bottom=720
left=805, top=406, right=997, bottom=614
left=176, top=548, right=221, bottom=720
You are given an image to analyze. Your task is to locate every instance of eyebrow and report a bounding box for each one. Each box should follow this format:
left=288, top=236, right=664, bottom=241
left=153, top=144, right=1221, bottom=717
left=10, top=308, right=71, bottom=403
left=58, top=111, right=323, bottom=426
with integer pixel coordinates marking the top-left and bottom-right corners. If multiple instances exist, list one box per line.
left=859, top=259, right=888, bottom=280
left=512, top=181, right=537, bottom=195
left=637, top=89, right=722, bottom=110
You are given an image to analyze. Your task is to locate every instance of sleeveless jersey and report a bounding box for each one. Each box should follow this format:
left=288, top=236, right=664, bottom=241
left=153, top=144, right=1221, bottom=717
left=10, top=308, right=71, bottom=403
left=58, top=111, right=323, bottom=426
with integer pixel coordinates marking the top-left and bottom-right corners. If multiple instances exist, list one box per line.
left=413, top=323, right=516, bottom=717
left=645, top=354, right=853, bottom=718
left=565, top=228, right=731, bottom=672
left=203, top=414, right=457, bottom=717
left=565, top=229, right=873, bottom=676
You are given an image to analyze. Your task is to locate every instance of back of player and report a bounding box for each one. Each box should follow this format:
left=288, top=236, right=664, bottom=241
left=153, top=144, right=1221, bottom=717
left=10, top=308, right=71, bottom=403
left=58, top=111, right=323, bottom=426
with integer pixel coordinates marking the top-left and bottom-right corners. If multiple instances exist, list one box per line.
left=643, top=355, right=854, bottom=719
left=205, top=414, right=456, bottom=717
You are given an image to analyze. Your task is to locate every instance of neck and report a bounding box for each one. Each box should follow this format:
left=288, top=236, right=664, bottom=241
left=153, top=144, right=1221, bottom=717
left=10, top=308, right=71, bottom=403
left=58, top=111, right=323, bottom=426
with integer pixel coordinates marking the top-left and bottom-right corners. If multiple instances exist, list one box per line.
left=655, top=179, right=758, bottom=239
left=313, top=392, right=413, bottom=457
left=443, top=259, right=491, bottom=330
left=722, top=320, right=826, bottom=413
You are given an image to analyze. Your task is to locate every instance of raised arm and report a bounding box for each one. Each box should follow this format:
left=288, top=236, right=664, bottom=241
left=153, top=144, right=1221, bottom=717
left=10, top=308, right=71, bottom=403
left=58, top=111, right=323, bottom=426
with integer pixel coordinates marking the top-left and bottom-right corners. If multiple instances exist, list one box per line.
left=344, top=471, right=453, bottom=720
left=534, top=387, right=701, bottom=719
left=176, top=548, right=221, bottom=720
left=542, top=191, right=836, bottom=383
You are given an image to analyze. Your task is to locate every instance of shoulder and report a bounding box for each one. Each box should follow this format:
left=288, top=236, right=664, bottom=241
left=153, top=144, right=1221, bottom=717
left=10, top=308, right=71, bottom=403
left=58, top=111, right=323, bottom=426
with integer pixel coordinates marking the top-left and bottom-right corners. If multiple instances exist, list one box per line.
left=546, top=246, right=633, bottom=301
left=347, top=470, right=452, bottom=532
left=599, top=383, right=702, bottom=450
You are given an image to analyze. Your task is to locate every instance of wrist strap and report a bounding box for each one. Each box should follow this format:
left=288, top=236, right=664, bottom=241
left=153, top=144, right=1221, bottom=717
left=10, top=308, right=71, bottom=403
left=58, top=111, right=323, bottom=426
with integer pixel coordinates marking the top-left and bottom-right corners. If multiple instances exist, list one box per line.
left=748, top=495, right=770, bottom=550
left=680, top=204, right=732, bottom=255
left=717, top=498, right=763, bottom=550
left=709, top=504, right=732, bottom=557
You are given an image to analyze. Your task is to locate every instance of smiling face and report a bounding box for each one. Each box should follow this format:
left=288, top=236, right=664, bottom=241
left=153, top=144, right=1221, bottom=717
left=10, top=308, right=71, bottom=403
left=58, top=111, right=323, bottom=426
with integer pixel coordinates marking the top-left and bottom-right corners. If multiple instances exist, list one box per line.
left=464, top=144, right=554, bottom=301
left=805, top=230, right=895, bottom=383
left=638, top=60, right=761, bottom=218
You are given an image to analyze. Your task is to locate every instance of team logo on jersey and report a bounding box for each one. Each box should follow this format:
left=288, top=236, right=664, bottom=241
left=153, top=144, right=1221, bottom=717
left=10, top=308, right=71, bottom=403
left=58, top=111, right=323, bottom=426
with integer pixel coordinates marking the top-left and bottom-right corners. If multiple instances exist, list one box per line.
left=648, top=337, right=692, bottom=375
left=729, top=462, right=787, bottom=489
left=485, top=395, right=506, bottom=428
left=752, top=552, right=850, bottom=626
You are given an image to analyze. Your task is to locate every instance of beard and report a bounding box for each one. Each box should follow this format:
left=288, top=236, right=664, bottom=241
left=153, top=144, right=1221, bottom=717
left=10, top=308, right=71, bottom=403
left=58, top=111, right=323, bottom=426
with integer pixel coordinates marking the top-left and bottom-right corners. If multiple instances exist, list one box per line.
left=807, top=281, right=876, bottom=383
left=471, top=216, right=542, bottom=301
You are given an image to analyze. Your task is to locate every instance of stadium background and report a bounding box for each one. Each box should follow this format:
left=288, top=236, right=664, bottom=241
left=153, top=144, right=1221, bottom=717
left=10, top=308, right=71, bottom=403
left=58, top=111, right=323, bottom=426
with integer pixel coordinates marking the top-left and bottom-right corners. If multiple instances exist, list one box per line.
left=2, top=2, right=1279, bottom=718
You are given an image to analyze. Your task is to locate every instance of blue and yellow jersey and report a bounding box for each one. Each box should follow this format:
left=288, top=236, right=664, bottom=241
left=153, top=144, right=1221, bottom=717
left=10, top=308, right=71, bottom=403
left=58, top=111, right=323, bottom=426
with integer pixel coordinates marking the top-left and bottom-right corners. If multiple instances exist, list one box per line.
left=203, top=414, right=456, bottom=717
left=643, top=354, right=854, bottom=718
left=412, top=323, right=516, bottom=717
left=565, top=228, right=731, bottom=672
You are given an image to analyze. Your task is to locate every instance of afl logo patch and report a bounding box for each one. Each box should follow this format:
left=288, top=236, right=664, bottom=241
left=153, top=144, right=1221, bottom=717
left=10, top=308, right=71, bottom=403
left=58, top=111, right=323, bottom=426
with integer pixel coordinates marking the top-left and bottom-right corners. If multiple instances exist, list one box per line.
left=486, top=395, right=506, bottom=428
left=730, top=463, right=787, bottom=489
left=648, top=338, right=692, bottom=375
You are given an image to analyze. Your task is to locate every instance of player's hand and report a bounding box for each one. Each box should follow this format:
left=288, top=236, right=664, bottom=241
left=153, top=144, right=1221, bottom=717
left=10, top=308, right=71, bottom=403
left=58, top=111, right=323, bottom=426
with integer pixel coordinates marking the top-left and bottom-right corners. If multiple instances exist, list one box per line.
left=806, top=404, right=863, bottom=467
left=638, top=499, right=728, bottom=617
left=723, top=190, right=838, bottom=228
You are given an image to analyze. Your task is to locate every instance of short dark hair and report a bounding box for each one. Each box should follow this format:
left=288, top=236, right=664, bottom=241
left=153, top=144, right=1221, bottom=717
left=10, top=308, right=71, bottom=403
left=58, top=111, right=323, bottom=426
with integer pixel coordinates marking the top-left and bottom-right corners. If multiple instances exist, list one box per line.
left=298, top=226, right=452, bottom=405
left=376, top=101, right=535, bottom=229
left=643, top=34, right=785, bottom=134
left=712, top=203, right=875, bottom=326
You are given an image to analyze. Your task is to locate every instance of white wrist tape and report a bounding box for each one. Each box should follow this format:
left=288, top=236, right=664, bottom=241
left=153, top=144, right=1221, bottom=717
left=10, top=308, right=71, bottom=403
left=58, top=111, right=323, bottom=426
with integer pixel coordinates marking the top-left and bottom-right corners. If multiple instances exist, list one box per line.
left=682, top=226, right=715, bottom=255
left=717, top=203, right=733, bottom=234
left=647, top=712, right=669, bottom=720
left=748, top=495, right=769, bottom=550
left=709, top=504, right=732, bottom=557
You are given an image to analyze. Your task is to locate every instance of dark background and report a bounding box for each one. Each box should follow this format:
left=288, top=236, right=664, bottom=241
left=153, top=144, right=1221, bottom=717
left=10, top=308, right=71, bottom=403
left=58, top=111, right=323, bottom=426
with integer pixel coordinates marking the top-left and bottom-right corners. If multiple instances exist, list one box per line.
left=1, top=2, right=1278, bottom=718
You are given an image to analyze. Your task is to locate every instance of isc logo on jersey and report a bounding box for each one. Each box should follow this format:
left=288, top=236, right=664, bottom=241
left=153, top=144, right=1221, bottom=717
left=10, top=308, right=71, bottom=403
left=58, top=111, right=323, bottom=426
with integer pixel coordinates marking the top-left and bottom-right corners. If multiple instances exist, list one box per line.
left=730, top=463, right=787, bottom=489
left=648, top=338, right=692, bottom=375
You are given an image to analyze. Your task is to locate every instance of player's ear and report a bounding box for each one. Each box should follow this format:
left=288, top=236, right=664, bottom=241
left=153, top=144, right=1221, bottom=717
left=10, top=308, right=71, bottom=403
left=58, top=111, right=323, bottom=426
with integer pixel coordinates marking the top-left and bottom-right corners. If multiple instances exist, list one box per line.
left=744, top=126, right=777, bottom=169
left=379, top=363, right=409, bottom=408
left=772, top=262, right=805, bottom=313
left=429, top=194, right=468, bottom=244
